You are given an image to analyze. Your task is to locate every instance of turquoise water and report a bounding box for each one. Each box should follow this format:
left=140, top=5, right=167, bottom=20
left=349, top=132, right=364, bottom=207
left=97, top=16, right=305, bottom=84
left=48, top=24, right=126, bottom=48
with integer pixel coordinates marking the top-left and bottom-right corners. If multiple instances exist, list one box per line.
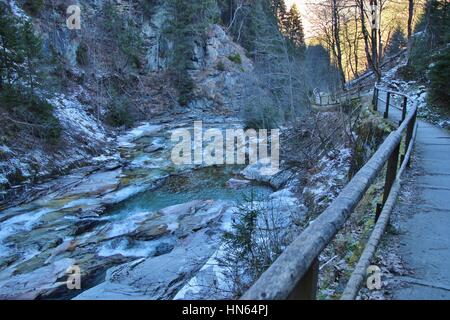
left=107, top=166, right=273, bottom=220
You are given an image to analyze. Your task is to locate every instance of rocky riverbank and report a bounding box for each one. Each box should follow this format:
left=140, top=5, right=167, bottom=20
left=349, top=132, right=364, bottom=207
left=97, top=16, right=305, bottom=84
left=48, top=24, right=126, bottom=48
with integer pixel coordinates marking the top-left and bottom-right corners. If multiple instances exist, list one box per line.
left=0, top=117, right=303, bottom=300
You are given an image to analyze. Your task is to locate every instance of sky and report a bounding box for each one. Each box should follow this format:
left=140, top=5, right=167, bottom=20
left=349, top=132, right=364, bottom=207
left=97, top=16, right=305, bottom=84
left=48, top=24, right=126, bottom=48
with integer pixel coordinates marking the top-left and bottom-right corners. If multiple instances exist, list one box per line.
left=285, top=0, right=315, bottom=39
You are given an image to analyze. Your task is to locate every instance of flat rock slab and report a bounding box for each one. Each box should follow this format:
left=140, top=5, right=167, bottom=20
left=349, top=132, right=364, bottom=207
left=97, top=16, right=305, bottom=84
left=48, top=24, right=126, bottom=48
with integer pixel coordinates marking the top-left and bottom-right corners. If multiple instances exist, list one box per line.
left=0, top=258, right=74, bottom=300
left=74, top=229, right=221, bottom=300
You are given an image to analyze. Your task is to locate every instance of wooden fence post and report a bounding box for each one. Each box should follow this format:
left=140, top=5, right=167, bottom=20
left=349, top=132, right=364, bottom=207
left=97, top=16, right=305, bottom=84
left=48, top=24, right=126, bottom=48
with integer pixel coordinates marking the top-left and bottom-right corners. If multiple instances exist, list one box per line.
left=400, top=96, right=408, bottom=125
left=376, top=142, right=400, bottom=221
left=404, top=109, right=417, bottom=167
left=373, top=88, right=379, bottom=111
left=384, top=92, right=391, bottom=119
left=288, top=258, right=319, bottom=300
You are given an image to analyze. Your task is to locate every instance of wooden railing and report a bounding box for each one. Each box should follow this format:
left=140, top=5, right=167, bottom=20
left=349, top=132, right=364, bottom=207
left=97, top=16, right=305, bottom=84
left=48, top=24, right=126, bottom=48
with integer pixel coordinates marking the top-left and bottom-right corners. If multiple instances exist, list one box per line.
left=311, top=83, right=374, bottom=107
left=373, top=85, right=410, bottom=125
left=242, top=85, right=418, bottom=300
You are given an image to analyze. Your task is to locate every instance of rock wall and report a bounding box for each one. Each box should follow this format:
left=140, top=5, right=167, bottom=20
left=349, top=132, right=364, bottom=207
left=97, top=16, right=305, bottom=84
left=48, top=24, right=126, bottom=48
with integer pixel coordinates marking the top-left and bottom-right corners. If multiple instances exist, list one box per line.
left=190, top=24, right=256, bottom=112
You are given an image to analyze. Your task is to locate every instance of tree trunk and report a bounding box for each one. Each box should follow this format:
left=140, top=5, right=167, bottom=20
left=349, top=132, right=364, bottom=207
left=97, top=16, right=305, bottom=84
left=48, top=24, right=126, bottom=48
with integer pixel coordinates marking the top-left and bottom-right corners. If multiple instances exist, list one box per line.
left=27, top=55, right=34, bottom=95
left=332, top=0, right=346, bottom=90
left=407, top=0, right=414, bottom=40
left=365, top=0, right=381, bottom=82
left=370, top=0, right=379, bottom=81
left=358, top=0, right=371, bottom=67
left=353, top=9, right=359, bottom=77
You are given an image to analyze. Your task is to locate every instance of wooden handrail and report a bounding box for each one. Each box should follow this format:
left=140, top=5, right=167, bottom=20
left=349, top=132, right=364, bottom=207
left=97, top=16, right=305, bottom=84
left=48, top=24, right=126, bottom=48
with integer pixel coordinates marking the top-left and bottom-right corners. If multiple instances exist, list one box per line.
left=242, top=86, right=418, bottom=300
left=311, top=82, right=374, bottom=107
left=373, top=84, right=412, bottom=125
left=341, top=103, right=418, bottom=300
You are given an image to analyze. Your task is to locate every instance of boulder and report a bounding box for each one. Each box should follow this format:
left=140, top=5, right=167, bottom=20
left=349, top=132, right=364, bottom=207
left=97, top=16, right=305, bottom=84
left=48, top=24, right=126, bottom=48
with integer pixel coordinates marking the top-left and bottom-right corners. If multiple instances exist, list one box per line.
left=226, top=178, right=250, bottom=189
left=269, top=169, right=295, bottom=189
left=0, top=258, right=75, bottom=300
left=143, top=144, right=164, bottom=153
left=242, top=160, right=276, bottom=184
left=70, top=219, right=107, bottom=237
left=158, top=200, right=209, bottom=217
left=154, top=242, right=175, bottom=257
left=131, top=223, right=169, bottom=241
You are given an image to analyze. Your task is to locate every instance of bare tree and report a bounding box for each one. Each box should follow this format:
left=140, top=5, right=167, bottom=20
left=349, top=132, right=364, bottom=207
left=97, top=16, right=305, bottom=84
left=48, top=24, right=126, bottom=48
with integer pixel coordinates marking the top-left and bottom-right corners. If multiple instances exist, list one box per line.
left=332, top=0, right=347, bottom=89
left=407, top=0, right=415, bottom=40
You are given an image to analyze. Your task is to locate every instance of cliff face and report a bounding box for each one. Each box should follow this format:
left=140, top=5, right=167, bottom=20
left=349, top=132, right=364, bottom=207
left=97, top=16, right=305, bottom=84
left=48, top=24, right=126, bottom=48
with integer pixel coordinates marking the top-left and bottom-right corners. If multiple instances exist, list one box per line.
left=0, top=0, right=258, bottom=195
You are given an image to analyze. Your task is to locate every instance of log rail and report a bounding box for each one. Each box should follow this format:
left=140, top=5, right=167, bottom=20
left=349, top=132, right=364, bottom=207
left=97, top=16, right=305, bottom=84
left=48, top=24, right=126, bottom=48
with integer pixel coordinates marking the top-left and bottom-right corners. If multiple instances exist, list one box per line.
left=311, top=83, right=373, bottom=107
left=242, top=85, right=418, bottom=300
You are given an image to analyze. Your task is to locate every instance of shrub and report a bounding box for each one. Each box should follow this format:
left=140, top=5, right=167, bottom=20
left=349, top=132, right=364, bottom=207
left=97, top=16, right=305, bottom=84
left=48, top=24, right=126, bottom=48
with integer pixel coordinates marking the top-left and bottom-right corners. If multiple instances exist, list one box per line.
left=218, top=191, right=293, bottom=298
left=396, top=64, right=416, bottom=81
left=76, top=43, right=89, bottom=66
left=384, top=27, right=407, bottom=57
left=228, top=53, right=242, bottom=65
left=217, top=60, right=225, bottom=71
left=408, top=0, right=450, bottom=81
left=23, top=0, right=44, bottom=16
left=105, top=98, right=134, bottom=127
left=118, top=19, right=144, bottom=69
left=173, top=69, right=195, bottom=106
left=0, top=85, right=61, bottom=141
left=243, top=103, right=281, bottom=130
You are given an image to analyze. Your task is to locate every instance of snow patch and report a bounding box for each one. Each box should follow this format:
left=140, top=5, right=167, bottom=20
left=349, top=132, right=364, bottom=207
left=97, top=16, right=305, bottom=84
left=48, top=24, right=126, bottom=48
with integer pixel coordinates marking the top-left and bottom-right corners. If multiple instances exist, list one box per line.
left=49, top=95, right=107, bottom=142
left=117, top=123, right=162, bottom=148
left=303, top=148, right=352, bottom=206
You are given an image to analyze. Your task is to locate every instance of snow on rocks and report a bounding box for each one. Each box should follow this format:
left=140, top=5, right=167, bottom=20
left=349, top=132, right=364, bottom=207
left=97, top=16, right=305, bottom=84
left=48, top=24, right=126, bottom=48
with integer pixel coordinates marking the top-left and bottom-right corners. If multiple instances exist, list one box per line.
left=382, top=67, right=450, bottom=129
left=117, top=123, right=163, bottom=148
left=7, top=0, right=29, bottom=20
left=173, top=190, right=305, bottom=300
left=74, top=228, right=222, bottom=300
left=50, top=95, right=107, bottom=143
left=226, top=178, right=251, bottom=189
left=242, top=160, right=293, bottom=189
left=173, top=243, right=231, bottom=300
left=303, top=148, right=352, bottom=209
left=0, top=94, right=110, bottom=191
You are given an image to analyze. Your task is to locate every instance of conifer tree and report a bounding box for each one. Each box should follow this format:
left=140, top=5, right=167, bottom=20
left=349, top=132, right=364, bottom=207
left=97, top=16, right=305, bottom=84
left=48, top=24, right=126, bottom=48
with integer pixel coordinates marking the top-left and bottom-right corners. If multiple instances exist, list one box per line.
left=0, top=6, right=22, bottom=90
left=385, top=27, right=407, bottom=56
left=285, top=4, right=305, bottom=51
left=20, top=21, right=42, bottom=95
left=429, top=46, right=450, bottom=109
left=272, top=0, right=288, bottom=32
left=167, top=0, right=218, bottom=105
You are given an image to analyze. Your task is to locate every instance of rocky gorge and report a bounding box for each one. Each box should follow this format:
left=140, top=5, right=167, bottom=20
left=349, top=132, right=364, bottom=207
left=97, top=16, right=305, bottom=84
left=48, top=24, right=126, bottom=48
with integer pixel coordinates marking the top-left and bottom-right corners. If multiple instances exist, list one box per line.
left=0, top=116, right=308, bottom=299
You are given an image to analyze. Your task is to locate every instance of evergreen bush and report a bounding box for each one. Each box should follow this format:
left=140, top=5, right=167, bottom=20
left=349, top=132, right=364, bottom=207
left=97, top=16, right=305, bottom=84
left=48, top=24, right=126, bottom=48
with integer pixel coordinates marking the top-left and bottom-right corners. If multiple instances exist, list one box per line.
left=105, top=98, right=134, bottom=127
left=429, top=46, right=450, bottom=110
left=23, top=0, right=44, bottom=16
